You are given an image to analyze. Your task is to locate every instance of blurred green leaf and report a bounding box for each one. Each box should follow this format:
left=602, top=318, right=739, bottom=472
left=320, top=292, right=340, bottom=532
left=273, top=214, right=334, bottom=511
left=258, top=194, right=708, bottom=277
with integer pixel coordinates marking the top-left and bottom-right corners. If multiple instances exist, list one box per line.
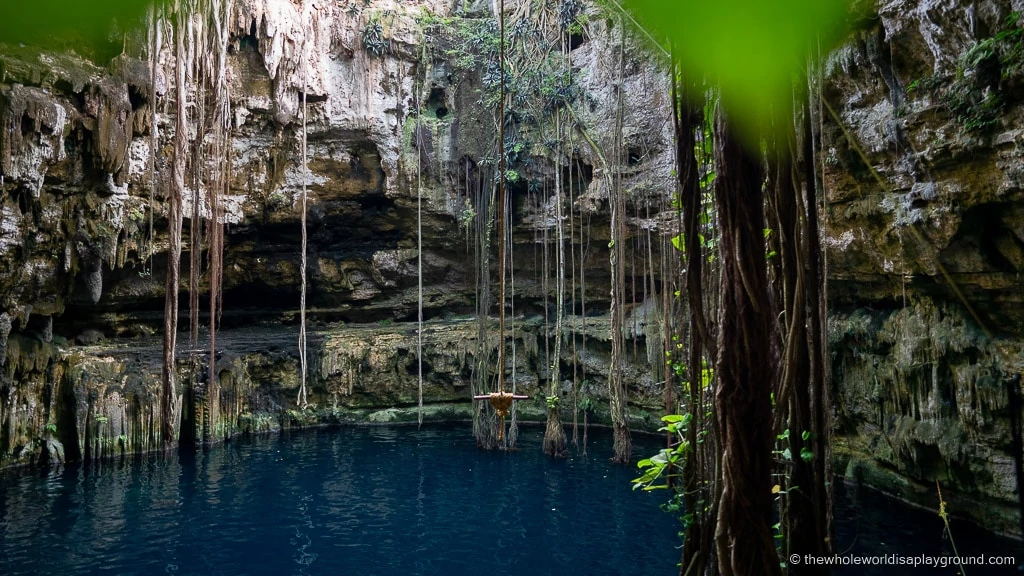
left=621, top=0, right=850, bottom=142
left=0, top=0, right=151, bottom=55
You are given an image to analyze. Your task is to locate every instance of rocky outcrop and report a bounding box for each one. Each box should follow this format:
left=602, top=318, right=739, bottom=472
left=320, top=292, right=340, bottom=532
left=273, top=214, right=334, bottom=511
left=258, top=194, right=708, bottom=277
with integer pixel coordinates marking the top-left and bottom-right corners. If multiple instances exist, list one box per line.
left=0, top=318, right=665, bottom=468
left=824, top=0, right=1024, bottom=536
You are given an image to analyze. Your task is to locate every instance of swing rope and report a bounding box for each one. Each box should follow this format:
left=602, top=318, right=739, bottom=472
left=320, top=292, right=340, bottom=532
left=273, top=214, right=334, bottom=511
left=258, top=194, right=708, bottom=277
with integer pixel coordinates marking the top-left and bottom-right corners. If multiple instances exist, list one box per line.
left=473, top=0, right=526, bottom=443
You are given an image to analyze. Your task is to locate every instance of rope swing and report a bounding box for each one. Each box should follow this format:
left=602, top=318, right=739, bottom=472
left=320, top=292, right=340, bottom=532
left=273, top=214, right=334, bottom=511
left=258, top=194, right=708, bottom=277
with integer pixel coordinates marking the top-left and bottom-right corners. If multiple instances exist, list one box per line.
left=472, top=0, right=527, bottom=444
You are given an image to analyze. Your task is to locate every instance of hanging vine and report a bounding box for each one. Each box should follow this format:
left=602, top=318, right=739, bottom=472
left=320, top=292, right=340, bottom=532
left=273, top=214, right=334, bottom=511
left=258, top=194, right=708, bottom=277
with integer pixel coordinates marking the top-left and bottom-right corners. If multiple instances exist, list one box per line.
left=161, top=0, right=188, bottom=449
left=543, top=108, right=568, bottom=458
left=608, top=17, right=631, bottom=464
left=297, top=6, right=310, bottom=411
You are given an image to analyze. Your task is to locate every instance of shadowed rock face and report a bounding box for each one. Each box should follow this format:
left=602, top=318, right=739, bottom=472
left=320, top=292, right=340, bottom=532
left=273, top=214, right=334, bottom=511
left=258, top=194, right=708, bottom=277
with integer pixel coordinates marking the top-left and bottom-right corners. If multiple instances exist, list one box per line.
left=824, top=0, right=1024, bottom=536
left=2, top=0, right=1024, bottom=538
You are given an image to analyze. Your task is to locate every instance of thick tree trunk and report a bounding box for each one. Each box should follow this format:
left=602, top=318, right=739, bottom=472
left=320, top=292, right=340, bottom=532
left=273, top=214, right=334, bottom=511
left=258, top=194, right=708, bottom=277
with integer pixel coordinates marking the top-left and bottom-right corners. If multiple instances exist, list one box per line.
left=712, top=111, right=781, bottom=576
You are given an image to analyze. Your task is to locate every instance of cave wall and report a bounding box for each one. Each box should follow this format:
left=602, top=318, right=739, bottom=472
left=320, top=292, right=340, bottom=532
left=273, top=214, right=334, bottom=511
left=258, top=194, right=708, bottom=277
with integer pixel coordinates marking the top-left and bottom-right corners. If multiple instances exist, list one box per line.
left=823, top=0, right=1024, bottom=536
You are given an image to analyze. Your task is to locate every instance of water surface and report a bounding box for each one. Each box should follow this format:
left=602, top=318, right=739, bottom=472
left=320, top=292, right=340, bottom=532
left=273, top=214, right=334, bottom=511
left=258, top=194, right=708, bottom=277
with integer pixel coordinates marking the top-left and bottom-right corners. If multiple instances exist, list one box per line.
left=0, top=425, right=679, bottom=575
left=2, top=424, right=1021, bottom=575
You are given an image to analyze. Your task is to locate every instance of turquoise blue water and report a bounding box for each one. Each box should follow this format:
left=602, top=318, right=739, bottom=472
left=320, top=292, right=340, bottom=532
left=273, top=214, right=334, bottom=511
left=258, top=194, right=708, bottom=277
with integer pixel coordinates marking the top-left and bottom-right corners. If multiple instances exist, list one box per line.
left=0, top=425, right=681, bottom=576
left=2, top=424, right=1021, bottom=575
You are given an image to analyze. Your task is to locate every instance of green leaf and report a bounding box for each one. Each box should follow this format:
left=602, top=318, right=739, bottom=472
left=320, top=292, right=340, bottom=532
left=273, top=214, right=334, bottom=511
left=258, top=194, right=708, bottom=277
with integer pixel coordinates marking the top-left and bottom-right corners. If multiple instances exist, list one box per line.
left=801, top=430, right=811, bottom=441
left=621, top=0, right=850, bottom=146
left=662, top=414, right=685, bottom=424
left=0, top=0, right=150, bottom=56
left=671, top=233, right=685, bottom=252
left=800, top=447, right=814, bottom=462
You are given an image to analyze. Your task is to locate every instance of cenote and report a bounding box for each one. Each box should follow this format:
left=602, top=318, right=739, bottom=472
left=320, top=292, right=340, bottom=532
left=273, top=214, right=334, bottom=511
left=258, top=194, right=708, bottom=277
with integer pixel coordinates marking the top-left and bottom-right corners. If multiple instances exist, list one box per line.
left=0, top=425, right=1020, bottom=576
left=7, top=0, right=1024, bottom=573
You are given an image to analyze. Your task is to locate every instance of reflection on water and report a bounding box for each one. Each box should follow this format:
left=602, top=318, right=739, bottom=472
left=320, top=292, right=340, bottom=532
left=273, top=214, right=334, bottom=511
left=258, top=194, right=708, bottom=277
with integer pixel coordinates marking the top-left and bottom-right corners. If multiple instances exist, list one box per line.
left=2, top=425, right=1021, bottom=575
left=833, top=481, right=1023, bottom=575
left=0, top=426, right=680, bottom=576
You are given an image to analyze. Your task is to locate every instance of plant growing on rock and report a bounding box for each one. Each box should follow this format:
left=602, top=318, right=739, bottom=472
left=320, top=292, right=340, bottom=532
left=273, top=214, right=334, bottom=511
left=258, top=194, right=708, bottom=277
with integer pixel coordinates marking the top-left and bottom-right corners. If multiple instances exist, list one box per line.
left=362, top=17, right=390, bottom=56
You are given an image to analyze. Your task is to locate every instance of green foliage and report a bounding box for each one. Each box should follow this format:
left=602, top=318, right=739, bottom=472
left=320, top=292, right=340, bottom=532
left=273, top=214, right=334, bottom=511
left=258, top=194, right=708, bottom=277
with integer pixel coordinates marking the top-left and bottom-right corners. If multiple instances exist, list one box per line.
left=579, top=396, right=595, bottom=413
left=95, top=415, right=109, bottom=424
left=621, top=0, right=849, bottom=144
left=362, top=17, right=390, bottom=56
left=128, top=207, right=146, bottom=224
left=425, top=7, right=585, bottom=182
left=428, top=18, right=499, bottom=75
left=773, top=428, right=814, bottom=463
left=905, top=75, right=943, bottom=95
left=267, top=190, right=290, bottom=210
left=633, top=413, right=692, bottom=490
left=378, top=318, right=393, bottom=326
left=457, top=198, right=476, bottom=236
left=559, top=0, right=585, bottom=30
left=45, top=422, right=57, bottom=434
left=919, top=11, right=1024, bottom=134
left=545, top=395, right=560, bottom=409
left=945, top=82, right=1005, bottom=133
left=0, top=0, right=149, bottom=57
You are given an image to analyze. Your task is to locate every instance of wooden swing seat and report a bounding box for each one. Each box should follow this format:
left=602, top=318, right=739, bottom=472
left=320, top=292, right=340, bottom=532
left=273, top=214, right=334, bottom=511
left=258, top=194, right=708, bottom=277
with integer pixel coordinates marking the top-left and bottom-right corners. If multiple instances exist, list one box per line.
left=473, top=391, right=529, bottom=417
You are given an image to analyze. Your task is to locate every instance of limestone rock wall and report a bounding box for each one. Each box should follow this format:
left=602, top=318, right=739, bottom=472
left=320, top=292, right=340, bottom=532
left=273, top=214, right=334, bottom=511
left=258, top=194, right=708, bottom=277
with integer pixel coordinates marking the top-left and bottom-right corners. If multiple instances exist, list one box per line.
left=824, top=0, right=1024, bottom=536
left=0, top=318, right=665, bottom=469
